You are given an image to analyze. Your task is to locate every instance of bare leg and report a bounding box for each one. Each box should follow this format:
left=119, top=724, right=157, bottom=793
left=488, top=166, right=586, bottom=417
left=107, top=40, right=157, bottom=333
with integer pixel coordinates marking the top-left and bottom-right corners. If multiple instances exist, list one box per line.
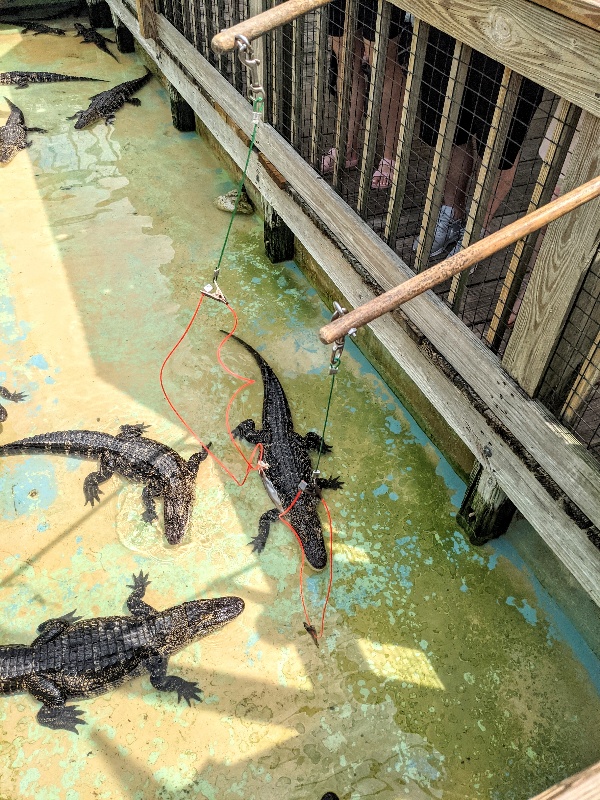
left=325, top=33, right=365, bottom=167
left=483, top=154, right=520, bottom=231
left=443, top=141, right=475, bottom=218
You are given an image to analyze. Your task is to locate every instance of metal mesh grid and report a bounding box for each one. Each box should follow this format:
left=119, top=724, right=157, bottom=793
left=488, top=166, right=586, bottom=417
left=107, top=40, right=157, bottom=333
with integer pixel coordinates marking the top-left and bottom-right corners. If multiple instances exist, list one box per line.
left=540, top=247, right=600, bottom=457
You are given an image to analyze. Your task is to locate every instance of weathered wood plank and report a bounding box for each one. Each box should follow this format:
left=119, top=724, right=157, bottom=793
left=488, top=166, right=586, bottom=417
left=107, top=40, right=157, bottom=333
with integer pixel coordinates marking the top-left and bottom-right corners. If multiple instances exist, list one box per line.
left=135, top=0, right=157, bottom=39
left=528, top=760, right=600, bottom=800
left=529, top=0, right=600, bottom=32
left=502, top=112, right=600, bottom=396
left=396, top=0, right=600, bottom=118
left=106, top=0, right=600, bottom=551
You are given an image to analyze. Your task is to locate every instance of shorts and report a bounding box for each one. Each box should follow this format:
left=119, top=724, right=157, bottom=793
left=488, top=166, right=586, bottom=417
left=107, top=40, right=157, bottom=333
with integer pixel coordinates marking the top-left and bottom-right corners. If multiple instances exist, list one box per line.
left=419, top=28, right=544, bottom=170
left=328, top=0, right=411, bottom=65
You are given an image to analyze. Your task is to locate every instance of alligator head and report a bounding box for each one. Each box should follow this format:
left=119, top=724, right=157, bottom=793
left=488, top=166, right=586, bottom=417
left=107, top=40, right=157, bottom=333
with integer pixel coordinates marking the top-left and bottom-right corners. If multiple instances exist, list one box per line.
left=287, top=500, right=328, bottom=571
left=71, top=109, right=102, bottom=130
left=162, top=481, right=196, bottom=545
left=183, top=596, right=245, bottom=639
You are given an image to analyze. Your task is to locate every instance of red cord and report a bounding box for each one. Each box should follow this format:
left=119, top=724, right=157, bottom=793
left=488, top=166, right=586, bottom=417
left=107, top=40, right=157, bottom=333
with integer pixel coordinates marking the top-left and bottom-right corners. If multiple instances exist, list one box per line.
left=159, top=295, right=334, bottom=640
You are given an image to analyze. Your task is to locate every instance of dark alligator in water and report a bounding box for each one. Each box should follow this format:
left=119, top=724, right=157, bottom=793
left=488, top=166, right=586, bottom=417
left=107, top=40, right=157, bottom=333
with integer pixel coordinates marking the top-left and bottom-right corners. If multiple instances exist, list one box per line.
left=0, top=97, right=46, bottom=164
left=0, top=571, right=244, bottom=732
left=224, top=332, right=343, bottom=570
left=74, top=22, right=118, bottom=61
left=0, top=387, right=27, bottom=422
left=0, top=70, right=105, bottom=89
left=20, top=21, right=66, bottom=35
left=0, top=424, right=210, bottom=543
left=67, top=68, right=152, bottom=128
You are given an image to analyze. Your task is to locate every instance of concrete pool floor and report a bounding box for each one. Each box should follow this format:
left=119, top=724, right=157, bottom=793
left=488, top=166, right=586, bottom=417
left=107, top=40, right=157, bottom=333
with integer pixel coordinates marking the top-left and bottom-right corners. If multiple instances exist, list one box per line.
left=0, top=21, right=599, bottom=800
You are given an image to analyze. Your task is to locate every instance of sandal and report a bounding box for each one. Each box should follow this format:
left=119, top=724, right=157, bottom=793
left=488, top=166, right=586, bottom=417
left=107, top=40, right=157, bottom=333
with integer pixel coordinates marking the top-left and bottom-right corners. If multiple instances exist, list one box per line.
left=371, top=158, right=395, bottom=190
left=321, top=147, right=359, bottom=175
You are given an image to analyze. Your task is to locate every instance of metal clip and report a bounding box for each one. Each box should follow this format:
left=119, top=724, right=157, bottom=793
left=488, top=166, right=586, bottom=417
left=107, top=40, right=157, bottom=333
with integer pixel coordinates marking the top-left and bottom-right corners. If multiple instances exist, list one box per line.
left=201, top=281, right=228, bottom=305
left=235, top=35, right=265, bottom=115
left=328, top=301, right=356, bottom=373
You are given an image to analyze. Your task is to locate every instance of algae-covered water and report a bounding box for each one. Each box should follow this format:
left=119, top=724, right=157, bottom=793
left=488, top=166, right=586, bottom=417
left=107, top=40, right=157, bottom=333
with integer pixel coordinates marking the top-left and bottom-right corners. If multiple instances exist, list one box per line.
left=1, top=21, right=599, bottom=800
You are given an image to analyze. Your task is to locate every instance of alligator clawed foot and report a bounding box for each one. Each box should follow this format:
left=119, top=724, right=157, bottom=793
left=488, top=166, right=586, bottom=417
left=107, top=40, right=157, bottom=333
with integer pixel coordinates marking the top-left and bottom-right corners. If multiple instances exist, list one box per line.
left=37, top=704, right=86, bottom=733
left=127, top=570, right=151, bottom=592
left=164, top=676, right=203, bottom=706
left=141, top=509, right=158, bottom=523
left=248, top=535, right=267, bottom=554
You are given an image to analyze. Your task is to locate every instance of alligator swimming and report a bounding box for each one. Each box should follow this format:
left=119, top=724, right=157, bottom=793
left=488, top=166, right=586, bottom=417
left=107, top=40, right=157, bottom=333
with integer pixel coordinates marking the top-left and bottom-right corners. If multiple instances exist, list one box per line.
left=224, top=332, right=343, bottom=570
left=0, top=424, right=210, bottom=543
left=67, top=68, right=152, bottom=128
left=74, top=22, right=118, bottom=61
left=0, top=71, right=105, bottom=89
left=0, top=97, right=46, bottom=164
left=0, top=571, right=244, bottom=732
left=0, top=387, right=27, bottom=422
left=20, top=21, right=67, bottom=35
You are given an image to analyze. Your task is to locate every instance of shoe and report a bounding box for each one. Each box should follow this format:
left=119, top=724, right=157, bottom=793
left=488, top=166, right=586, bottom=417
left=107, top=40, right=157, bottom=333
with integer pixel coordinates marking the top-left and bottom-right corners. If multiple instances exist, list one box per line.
left=448, top=227, right=488, bottom=273
left=371, top=158, right=395, bottom=190
left=412, top=204, right=464, bottom=259
left=321, top=147, right=359, bottom=175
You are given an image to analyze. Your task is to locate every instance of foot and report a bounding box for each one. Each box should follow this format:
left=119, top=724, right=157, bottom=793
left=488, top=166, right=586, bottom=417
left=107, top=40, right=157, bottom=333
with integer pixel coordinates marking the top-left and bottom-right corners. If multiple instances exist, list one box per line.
left=412, top=205, right=464, bottom=259
left=37, top=705, right=86, bottom=733
left=320, top=147, right=359, bottom=175
left=371, top=158, right=395, bottom=190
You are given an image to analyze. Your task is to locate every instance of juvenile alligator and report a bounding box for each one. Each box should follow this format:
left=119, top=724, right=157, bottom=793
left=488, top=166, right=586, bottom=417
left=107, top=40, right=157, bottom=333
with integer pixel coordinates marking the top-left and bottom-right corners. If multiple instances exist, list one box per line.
left=74, top=22, right=118, bottom=61
left=224, top=332, right=343, bottom=570
left=67, top=68, right=152, bottom=128
left=0, top=424, right=210, bottom=543
left=0, top=571, right=244, bottom=732
left=0, top=71, right=105, bottom=89
left=0, top=97, right=46, bottom=164
left=21, top=21, right=67, bottom=35
left=0, top=387, right=27, bottom=422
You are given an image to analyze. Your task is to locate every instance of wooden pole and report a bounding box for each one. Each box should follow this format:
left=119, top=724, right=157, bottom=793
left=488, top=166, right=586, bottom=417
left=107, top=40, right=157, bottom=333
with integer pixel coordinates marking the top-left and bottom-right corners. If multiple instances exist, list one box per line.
left=319, top=174, right=600, bottom=344
left=527, top=759, right=600, bottom=799
left=211, top=0, right=332, bottom=53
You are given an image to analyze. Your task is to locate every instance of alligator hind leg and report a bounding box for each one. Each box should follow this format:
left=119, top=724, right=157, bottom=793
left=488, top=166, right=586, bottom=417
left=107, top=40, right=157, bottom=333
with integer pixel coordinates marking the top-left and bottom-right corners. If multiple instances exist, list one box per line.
left=117, top=423, right=150, bottom=439
left=83, top=453, right=115, bottom=506
left=33, top=610, right=82, bottom=645
left=126, top=571, right=156, bottom=618
left=141, top=478, right=162, bottom=523
left=146, top=653, right=203, bottom=705
left=0, top=387, right=27, bottom=403
left=302, top=431, right=332, bottom=453
left=186, top=443, right=211, bottom=478
left=250, top=508, right=280, bottom=554
left=316, top=475, right=344, bottom=490
left=26, top=675, right=86, bottom=733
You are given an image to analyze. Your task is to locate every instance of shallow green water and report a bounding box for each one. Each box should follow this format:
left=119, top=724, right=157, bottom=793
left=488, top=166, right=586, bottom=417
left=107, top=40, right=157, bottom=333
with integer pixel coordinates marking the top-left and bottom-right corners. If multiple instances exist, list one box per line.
left=0, top=22, right=599, bottom=800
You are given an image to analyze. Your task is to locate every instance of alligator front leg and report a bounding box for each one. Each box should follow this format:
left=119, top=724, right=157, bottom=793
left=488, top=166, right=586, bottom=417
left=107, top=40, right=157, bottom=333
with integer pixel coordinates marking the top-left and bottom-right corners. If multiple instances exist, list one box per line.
left=141, top=478, right=162, bottom=523
left=302, top=432, right=332, bottom=453
left=83, top=453, right=115, bottom=506
left=26, top=675, right=86, bottom=733
left=146, top=653, right=203, bottom=705
left=32, top=610, right=82, bottom=645
left=316, top=475, right=344, bottom=490
left=126, top=571, right=156, bottom=618
left=250, top=508, right=280, bottom=553
left=231, top=419, right=266, bottom=444
left=117, top=423, right=150, bottom=439
left=186, top=444, right=211, bottom=478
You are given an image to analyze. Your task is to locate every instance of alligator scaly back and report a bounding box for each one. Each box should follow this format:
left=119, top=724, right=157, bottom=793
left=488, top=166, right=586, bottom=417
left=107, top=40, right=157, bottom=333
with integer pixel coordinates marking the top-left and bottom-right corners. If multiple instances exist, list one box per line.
left=0, top=424, right=210, bottom=544
left=0, top=97, right=46, bottom=164
left=67, top=68, right=152, bottom=129
left=0, top=71, right=106, bottom=89
left=0, top=572, right=244, bottom=732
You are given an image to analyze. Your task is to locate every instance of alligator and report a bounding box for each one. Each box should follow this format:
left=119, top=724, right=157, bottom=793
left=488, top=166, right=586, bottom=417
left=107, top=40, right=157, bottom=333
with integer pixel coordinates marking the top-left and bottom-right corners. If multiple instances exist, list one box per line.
left=74, top=22, right=118, bottom=61
left=0, top=424, right=210, bottom=544
left=0, top=97, right=46, bottom=164
left=67, top=68, right=152, bottom=128
left=0, top=387, right=27, bottom=422
left=21, top=21, right=67, bottom=35
left=0, top=71, right=106, bottom=89
left=0, top=571, right=245, bottom=732
left=224, top=332, right=343, bottom=570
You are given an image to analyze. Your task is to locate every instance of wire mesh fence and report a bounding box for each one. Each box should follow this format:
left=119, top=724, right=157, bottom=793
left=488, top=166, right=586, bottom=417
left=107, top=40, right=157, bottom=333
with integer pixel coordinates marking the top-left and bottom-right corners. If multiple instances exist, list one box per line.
left=151, top=0, right=599, bottom=458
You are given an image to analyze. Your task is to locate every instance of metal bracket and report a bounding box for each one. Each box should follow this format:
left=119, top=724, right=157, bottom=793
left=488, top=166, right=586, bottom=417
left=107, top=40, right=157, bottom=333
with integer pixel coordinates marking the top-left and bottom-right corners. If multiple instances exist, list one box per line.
left=201, top=281, right=229, bottom=305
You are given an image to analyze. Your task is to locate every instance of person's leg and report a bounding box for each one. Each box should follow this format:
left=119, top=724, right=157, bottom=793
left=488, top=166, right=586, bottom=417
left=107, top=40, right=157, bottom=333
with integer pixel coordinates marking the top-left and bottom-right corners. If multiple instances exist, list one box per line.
left=322, top=33, right=365, bottom=172
left=443, top=141, right=474, bottom=218
left=371, top=36, right=406, bottom=189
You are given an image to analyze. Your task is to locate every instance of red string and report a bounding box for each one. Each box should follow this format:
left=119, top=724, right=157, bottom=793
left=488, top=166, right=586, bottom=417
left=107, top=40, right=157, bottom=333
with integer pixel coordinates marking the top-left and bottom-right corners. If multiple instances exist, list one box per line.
left=159, top=294, right=334, bottom=640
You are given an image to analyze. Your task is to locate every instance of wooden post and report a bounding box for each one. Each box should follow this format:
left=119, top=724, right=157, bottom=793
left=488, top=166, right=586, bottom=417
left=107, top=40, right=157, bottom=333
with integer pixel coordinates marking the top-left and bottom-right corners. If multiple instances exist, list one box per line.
left=167, top=84, right=195, bottom=132
left=527, top=759, right=600, bottom=799
left=88, top=0, right=113, bottom=28
left=111, top=12, right=135, bottom=52
left=457, top=463, right=515, bottom=545
left=263, top=200, right=295, bottom=263
left=135, top=0, right=158, bottom=40
left=503, top=112, right=600, bottom=396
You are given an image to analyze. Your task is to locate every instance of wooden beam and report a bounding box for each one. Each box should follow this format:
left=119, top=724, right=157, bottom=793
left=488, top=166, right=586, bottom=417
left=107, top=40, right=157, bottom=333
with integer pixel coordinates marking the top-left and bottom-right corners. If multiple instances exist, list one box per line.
left=529, top=0, right=600, bottom=32
left=105, top=0, right=600, bottom=552
left=503, top=112, right=600, bottom=396
left=135, top=0, right=157, bottom=40
left=395, top=0, right=600, bottom=118
left=528, top=760, right=600, bottom=800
